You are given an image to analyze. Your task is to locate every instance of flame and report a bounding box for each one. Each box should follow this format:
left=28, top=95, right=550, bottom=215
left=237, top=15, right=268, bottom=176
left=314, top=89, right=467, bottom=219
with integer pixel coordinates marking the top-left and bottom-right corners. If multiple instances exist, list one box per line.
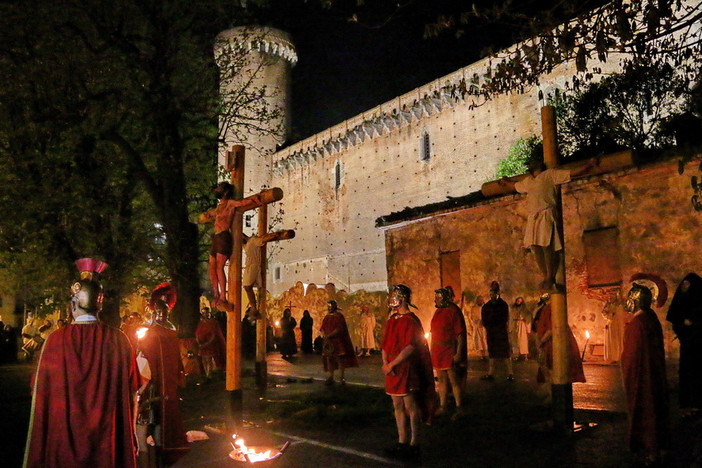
left=233, top=437, right=273, bottom=463
left=585, top=330, right=591, bottom=340
left=274, top=320, right=280, bottom=327
left=136, top=327, right=148, bottom=340
left=424, top=332, right=430, bottom=340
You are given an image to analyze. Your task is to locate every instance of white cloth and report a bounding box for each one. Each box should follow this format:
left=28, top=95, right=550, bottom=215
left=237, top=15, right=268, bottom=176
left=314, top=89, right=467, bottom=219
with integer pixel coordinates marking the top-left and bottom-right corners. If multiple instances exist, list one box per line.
left=243, top=235, right=266, bottom=287
left=359, top=312, right=376, bottom=349
left=514, top=168, right=570, bottom=250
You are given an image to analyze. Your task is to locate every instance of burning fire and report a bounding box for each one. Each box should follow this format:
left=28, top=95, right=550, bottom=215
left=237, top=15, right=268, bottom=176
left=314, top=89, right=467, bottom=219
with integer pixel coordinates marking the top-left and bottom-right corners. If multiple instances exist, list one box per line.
left=274, top=320, right=280, bottom=327
left=585, top=330, right=591, bottom=340
left=231, top=436, right=272, bottom=463
left=424, top=332, right=430, bottom=340
left=136, top=327, right=149, bottom=340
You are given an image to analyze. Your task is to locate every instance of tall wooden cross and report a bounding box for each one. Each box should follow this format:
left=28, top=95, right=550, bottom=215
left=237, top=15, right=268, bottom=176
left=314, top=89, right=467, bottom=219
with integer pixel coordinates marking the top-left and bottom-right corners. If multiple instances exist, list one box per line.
left=199, top=145, right=295, bottom=429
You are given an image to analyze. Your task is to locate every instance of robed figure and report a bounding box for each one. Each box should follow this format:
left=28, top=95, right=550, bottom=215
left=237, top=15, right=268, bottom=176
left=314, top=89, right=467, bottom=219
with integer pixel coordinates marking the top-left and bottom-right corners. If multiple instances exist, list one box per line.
left=24, top=258, right=139, bottom=468
left=299, top=310, right=314, bottom=354
left=666, top=273, right=702, bottom=417
left=135, top=283, right=189, bottom=467
left=381, top=284, right=436, bottom=462
left=320, top=300, right=358, bottom=385
left=278, top=308, right=298, bottom=359
left=622, top=283, right=669, bottom=465
left=195, top=307, right=226, bottom=380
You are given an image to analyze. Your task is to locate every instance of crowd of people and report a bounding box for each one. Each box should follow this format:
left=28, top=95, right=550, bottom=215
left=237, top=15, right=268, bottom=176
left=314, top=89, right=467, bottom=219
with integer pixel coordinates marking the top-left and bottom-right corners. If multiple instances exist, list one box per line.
left=14, top=254, right=701, bottom=467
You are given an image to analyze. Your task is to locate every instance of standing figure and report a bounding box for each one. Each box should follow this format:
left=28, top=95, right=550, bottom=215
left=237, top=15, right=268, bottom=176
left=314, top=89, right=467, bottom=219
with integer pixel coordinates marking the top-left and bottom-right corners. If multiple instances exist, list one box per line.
left=3, top=324, right=19, bottom=363
left=299, top=310, right=314, bottom=354
left=195, top=307, right=226, bottom=381
left=430, top=287, right=467, bottom=420
left=24, top=258, right=139, bottom=468
left=278, top=308, right=298, bottom=359
left=666, top=273, right=702, bottom=419
left=21, top=312, right=41, bottom=361
left=533, top=294, right=585, bottom=395
left=381, top=284, right=435, bottom=462
left=358, top=305, right=377, bottom=357
left=198, top=182, right=247, bottom=307
left=601, top=292, right=625, bottom=363
left=468, top=295, right=488, bottom=359
left=510, top=297, right=531, bottom=360
left=320, top=300, right=358, bottom=385
left=622, top=283, right=669, bottom=466
left=135, top=283, right=189, bottom=467
left=500, top=156, right=596, bottom=290
left=480, top=281, right=514, bottom=381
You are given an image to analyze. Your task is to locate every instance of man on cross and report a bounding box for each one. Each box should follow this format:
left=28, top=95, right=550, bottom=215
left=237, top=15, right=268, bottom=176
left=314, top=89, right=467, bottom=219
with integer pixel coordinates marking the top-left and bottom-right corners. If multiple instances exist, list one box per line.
left=198, top=182, right=247, bottom=307
left=499, top=149, right=597, bottom=290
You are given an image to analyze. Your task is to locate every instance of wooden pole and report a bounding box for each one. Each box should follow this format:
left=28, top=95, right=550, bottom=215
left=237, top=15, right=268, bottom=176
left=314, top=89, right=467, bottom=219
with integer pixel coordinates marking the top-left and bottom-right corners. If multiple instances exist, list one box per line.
left=541, top=105, right=574, bottom=432
left=227, top=145, right=245, bottom=429
left=255, top=204, right=268, bottom=389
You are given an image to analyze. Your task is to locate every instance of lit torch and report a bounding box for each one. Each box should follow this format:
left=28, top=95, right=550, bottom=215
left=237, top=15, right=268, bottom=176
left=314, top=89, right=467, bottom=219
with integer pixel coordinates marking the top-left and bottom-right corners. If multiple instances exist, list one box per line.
left=581, top=330, right=590, bottom=361
left=136, top=327, right=148, bottom=340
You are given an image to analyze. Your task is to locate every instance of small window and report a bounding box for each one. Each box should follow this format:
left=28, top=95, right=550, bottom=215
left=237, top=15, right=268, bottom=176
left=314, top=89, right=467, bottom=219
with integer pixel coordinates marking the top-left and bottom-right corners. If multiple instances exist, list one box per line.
left=245, top=214, right=252, bottom=228
left=274, top=266, right=281, bottom=281
left=583, top=226, right=622, bottom=288
left=335, top=161, right=342, bottom=190
left=420, top=131, right=431, bottom=161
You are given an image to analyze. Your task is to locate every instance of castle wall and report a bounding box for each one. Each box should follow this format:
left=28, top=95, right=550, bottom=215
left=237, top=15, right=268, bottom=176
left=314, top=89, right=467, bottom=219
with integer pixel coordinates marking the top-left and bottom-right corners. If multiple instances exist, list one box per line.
left=265, top=57, right=620, bottom=296
left=381, top=155, right=702, bottom=359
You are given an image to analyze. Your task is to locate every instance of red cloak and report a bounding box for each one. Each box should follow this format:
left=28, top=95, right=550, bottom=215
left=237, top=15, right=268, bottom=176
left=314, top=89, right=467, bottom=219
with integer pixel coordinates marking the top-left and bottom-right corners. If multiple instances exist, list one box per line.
left=535, top=304, right=586, bottom=383
left=320, top=312, right=358, bottom=371
left=24, top=322, right=139, bottom=468
left=195, top=318, right=226, bottom=369
left=138, top=324, right=190, bottom=465
left=430, top=303, right=467, bottom=370
left=621, top=309, right=669, bottom=455
left=381, top=312, right=436, bottom=423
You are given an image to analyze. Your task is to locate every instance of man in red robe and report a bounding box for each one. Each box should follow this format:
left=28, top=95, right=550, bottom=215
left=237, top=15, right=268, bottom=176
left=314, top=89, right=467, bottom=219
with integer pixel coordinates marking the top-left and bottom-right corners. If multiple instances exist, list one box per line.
left=24, top=258, right=139, bottom=468
left=320, top=300, right=358, bottom=385
left=382, top=284, right=436, bottom=462
left=135, top=283, right=189, bottom=467
left=195, top=307, right=226, bottom=381
left=430, top=287, right=466, bottom=420
left=534, top=296, right=586, bottom=387
left=622, top=283, right=669, bottom=466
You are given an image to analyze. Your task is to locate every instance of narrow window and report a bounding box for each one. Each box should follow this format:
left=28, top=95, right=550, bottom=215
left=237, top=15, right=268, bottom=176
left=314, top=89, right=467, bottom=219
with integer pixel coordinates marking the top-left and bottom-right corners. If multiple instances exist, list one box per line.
left=335, top=161, right=342, bottom=190
left=420, top=131, right=431, bottom=161
left=274, top=266, right=281, bottom=281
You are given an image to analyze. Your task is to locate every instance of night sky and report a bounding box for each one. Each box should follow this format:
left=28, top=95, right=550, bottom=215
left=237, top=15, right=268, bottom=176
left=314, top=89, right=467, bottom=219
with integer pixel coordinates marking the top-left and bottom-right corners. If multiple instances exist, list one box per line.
left=260, top=1, right=543, bottom=143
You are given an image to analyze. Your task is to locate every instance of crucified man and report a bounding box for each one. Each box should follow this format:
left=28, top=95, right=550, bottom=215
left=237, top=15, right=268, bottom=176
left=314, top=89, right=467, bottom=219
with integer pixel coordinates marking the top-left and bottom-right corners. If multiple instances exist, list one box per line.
left=499, top=155, right=597, bottom=291
left=242, top=232, right=280, bottom=318
left=198, top=182, right=247, bottom=307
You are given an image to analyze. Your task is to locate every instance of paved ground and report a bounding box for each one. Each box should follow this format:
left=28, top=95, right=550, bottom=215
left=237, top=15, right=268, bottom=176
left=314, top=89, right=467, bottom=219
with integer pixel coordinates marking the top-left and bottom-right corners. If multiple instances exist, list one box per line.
left=2, top=353, right=701, bottom=467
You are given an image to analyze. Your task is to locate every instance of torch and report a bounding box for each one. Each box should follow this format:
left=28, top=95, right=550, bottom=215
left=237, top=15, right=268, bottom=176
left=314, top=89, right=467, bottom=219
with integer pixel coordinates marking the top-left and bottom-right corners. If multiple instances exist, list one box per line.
left=581, top=330, right=590, bottom=361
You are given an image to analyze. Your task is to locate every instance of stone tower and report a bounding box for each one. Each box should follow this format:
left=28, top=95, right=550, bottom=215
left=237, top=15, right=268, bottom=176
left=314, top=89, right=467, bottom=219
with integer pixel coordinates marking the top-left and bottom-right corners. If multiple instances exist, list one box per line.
left=214, top=26, right=297, bottom=202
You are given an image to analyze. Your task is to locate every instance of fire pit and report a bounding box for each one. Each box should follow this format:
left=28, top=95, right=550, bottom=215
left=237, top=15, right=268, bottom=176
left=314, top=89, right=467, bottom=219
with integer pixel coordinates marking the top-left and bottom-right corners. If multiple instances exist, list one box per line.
left=228, top=436, right=290, bottom=465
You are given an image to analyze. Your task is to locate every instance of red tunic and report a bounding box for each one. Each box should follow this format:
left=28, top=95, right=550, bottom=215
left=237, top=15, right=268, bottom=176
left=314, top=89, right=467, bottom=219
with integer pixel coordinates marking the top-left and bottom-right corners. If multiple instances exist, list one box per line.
left=430, top=304, right=466, bottom=370
left=195, top=318, right=226, bottom=368
left=320, top=312, right=358, bottom=371
left=138, top=324, right=190, bottom=465
left=24, top=322, right=139, bottom=468
left=535, top=304, right=586, bottom=383
left=381, top=312, right=436, bottom=423
left=621, top=309, right=669, bottom=455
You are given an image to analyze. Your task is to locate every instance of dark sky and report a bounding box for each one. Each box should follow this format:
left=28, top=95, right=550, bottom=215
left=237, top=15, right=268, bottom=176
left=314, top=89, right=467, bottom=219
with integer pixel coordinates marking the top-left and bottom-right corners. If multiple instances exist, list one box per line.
left=260, top=1, right=536, bottom=142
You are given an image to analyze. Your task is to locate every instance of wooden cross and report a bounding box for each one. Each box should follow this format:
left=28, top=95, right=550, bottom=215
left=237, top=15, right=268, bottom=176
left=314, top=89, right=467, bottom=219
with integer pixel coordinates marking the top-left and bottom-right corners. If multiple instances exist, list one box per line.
left=198, top=145, right=295, bottom=427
